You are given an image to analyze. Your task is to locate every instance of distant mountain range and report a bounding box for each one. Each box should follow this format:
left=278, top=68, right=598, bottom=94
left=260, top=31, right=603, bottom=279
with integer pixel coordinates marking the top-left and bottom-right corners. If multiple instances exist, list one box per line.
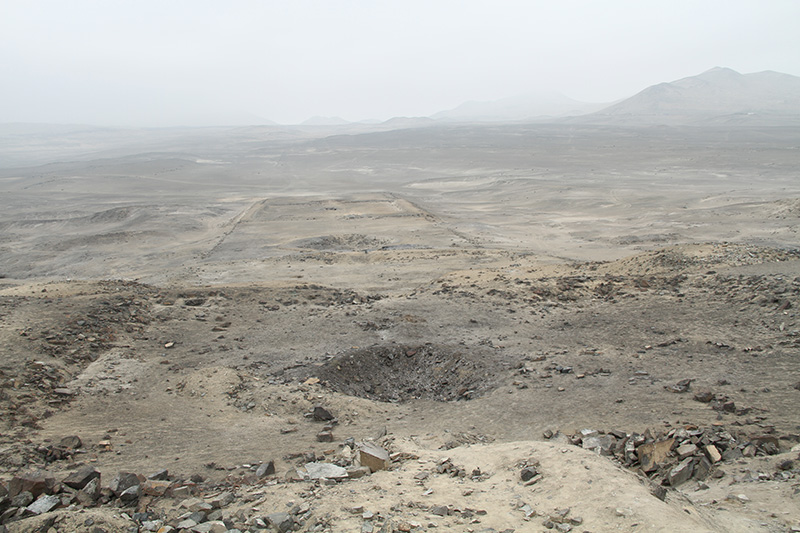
left=292, top=67, right=800, bottom=127
left=574, top=67, right=800, bottom=125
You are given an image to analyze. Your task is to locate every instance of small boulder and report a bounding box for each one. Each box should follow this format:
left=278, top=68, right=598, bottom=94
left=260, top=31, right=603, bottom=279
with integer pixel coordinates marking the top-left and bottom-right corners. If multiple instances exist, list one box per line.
left=59, top=435, right=83, bottom=449
left=668, top=458, right=695, bottom=486
left=267, top=512, right=294, bottom=533
left=109, top=472, right=142, bottom=497
left=520, top=466, right=538, bottom=482
left=62, top=465, right=100, bottom=490
left=704, top=445, right=722, bottom=463
left=8, top=472, right=55, bottom=498
left=358, top=442, right=391, bottom=472
left=256, top=461, right=275, bottom=477
left=312, top=406, right=334, bottom=421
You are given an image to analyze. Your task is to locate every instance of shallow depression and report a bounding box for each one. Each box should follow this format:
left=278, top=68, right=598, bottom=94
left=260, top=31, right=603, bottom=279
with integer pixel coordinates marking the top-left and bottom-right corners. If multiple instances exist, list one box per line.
left=310, top=343, right=500, bottom=403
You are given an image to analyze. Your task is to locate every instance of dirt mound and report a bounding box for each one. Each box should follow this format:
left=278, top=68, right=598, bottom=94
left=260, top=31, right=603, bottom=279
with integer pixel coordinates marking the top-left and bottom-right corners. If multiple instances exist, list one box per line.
left=313, top=343, right=499, bottom=403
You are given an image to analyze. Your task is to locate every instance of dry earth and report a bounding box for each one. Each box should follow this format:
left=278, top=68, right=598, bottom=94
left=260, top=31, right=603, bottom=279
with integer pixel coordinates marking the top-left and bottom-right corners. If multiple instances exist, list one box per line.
left=0, top=123, right=799, bottom=532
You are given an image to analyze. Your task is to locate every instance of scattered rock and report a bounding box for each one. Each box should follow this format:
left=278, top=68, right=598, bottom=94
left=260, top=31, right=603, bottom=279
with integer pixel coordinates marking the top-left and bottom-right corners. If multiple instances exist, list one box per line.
left=119, top=484, right=141, bottom=503
left=430, top=505, right=449, bottom=516
left=665, top=379, right=693, bottom=393
left=109, top=472, right=142, bottom=497
left=693, top=391, right=714, bottom=403
left=256, top=461, right=275, bottom=477
left=266, top=512, right=294, bottom=533
left=62, top=465, right=100, bottom=490
left=59, top=435, right=83, bottom=449
left=312, top=406, right=334, bottom=421
left=520, top=466, right=538, bottom=482
left=359, top=442, right=391, bottom=472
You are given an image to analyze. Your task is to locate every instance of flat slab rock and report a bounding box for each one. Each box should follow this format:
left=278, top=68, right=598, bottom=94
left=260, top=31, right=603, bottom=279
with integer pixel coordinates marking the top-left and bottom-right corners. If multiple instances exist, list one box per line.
left=304, top=462, right=348, bottom=480
left=26, top=494, right=60, bottom=515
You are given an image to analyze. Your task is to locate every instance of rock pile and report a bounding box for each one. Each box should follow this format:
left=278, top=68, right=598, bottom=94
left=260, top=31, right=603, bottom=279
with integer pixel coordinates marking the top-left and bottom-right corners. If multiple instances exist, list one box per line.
left=566, top=424, right=795, bottom=490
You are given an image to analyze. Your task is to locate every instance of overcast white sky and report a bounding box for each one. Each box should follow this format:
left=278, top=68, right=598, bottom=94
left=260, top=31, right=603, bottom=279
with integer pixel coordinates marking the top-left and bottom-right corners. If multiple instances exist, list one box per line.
left=2, top=1, right=799, bottom=126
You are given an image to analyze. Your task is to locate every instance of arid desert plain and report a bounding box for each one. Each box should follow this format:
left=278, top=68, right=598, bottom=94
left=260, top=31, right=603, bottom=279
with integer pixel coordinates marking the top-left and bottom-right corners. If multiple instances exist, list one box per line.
left=1, top=122, right=799, bottom=532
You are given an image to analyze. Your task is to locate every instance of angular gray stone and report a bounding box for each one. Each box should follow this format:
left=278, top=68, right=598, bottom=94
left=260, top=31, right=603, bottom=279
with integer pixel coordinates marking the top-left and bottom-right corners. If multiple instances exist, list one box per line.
left=676, top=443, right=698, bottom=459
left=59, top=435, right=83, bottom=449
left=26, top=493, right=60, bottom=515
left=520, top=466, right=538, bottom=482
left=191, top=521, right=228, bottom=533
left=312, top=406, right=334, bottom=421
left=208, top=491, right=234, bottom=509
left=256, top=461, right=275, bottom=477
left=582, top=434, right=616, bottom=456
left=109, top=472, right=141, bottom=496
left=82, top=477, right=100, bottom=498
left=180, top=497, right=213, bottom=512
left=693, top=391, right=714, bottom=403
left=177, top=518, right=199, bottom=529
left=668, top=457, right=695, bottom=486
left=62, top=465, right=100, bottom=490
left=431, top=505, right=449, bottom=516
left=267, top=512, right=293, bottom=532
left=11, top=491, right=34, bottom=508
left=693, top=457, right=712, bottom=480
left=147, top=469, right=169, bottom=480
left=119, top=484, right=140, bottom=503
left=140, top=520, right=164, bottom=532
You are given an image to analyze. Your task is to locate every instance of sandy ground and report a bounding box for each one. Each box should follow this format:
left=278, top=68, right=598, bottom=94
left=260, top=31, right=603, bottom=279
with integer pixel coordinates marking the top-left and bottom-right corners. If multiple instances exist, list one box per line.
left=0, top=123, right=799, bottom=532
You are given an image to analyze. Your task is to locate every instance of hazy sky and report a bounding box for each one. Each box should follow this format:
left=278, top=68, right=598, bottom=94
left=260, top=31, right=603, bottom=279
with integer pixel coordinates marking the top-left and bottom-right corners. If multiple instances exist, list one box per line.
left=2, top=1, right=799, bottom=126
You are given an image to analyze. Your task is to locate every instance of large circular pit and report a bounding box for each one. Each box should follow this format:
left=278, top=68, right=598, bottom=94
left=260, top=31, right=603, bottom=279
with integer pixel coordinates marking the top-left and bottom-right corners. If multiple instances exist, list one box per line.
left=313, top=343, right=499, bottom=403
